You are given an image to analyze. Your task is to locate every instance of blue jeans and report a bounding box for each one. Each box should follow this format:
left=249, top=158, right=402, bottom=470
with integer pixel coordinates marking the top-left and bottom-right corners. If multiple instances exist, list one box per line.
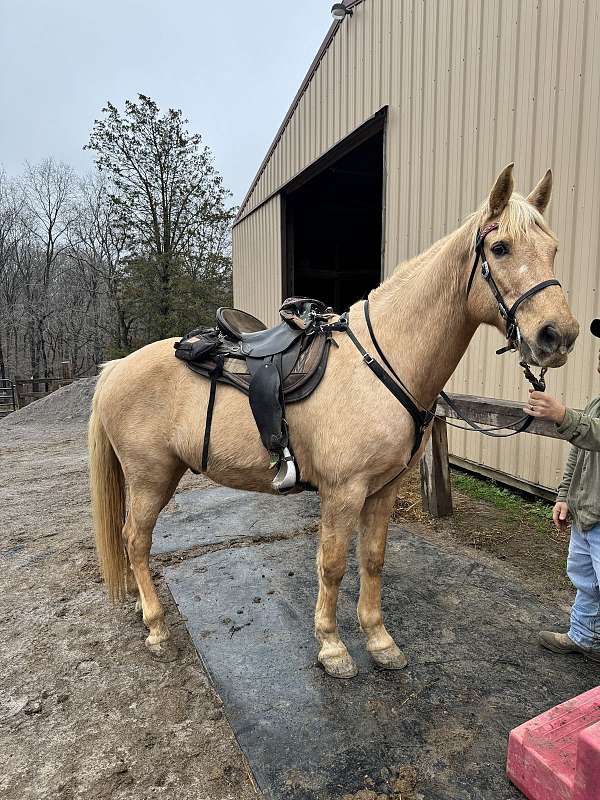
left=568, top=523, right=600, bottom=650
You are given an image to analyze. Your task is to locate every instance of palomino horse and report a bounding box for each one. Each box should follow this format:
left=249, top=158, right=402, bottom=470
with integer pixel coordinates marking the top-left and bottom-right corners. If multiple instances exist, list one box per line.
left=89, top=165, right=578, bottom=678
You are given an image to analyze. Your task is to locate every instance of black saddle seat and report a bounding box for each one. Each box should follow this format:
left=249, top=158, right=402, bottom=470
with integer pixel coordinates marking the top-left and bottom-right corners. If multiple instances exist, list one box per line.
left=217, top=306, right=306, bottom=358
left=241, top=323, right=304, bottom=358
left=216, top=307, right=266, bottom=340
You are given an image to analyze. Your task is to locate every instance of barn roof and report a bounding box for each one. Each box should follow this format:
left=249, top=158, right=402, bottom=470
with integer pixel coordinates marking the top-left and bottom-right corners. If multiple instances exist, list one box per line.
left=234, top=0, right=362, bottom=224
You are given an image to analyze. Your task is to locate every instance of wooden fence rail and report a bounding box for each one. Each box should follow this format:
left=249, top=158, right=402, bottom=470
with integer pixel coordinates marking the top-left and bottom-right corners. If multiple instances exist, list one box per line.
left=15, top=378, right=74, bottom=407
left=419, top=393, right=565, bottom=517
left=5, top=361, right=74, bottom=411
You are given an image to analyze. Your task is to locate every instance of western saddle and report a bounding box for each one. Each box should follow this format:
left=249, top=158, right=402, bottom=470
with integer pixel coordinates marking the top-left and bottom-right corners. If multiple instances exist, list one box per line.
left=174, top=298, right=340, bottom=491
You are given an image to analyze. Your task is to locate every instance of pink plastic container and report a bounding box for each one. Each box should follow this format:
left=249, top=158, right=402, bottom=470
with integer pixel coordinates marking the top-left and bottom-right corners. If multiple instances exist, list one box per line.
left=507, top=686, right=600, bottom=800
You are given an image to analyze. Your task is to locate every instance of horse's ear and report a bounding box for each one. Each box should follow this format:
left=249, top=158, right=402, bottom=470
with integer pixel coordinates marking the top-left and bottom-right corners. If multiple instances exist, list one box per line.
left=487, top=163, right=514, bottom=218
left=527, top=169, right=553, bottom=215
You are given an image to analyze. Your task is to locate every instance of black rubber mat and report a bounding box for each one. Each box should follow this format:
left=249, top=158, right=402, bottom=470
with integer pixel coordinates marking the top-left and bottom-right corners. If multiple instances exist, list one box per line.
left=152, top=486, right=320, bottom=554
left=165, top=527, right=598, bottom=800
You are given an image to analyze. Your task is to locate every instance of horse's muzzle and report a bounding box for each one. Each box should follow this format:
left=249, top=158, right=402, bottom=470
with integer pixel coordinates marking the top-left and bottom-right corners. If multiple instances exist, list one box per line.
left=524, top=318, right=579, bottom=367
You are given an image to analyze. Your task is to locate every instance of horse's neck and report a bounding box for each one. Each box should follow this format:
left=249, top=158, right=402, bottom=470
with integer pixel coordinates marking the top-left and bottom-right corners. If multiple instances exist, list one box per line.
left=355, top=228, right=478, bottom=408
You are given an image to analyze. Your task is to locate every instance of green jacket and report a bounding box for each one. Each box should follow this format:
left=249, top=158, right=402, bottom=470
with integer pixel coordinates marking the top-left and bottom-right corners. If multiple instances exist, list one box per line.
left=556, top=397, right=600, bottom=531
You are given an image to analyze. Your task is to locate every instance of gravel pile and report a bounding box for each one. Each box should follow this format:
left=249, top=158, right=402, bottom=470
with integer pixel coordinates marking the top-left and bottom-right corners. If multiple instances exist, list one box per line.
left=0, top=377, right=97, bottom=429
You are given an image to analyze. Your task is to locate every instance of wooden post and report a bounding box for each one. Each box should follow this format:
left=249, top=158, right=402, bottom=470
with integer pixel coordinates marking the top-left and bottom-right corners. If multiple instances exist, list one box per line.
left=60, top=360, right=73, bottom=381
left=420, top=416, right=453, bottom=517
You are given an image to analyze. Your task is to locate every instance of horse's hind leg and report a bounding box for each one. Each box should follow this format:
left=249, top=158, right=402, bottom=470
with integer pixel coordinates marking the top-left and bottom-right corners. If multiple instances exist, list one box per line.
left=126, top=558, right=147, bottom=617
left=125, top=558, right=140, bottom=609
left=123, top=465, right=186, bottom=647
left=315, top=484, right=366, bottom=678
left=357, top=483, right=407, bottom=670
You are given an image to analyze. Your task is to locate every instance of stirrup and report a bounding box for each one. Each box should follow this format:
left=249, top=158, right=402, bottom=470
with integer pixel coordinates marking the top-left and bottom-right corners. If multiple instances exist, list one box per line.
left=272, top=447, right=297, bottom=492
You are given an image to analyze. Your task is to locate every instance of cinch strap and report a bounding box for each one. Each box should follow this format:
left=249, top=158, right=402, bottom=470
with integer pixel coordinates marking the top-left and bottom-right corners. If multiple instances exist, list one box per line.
left=201, top=356, right=224, bottom=472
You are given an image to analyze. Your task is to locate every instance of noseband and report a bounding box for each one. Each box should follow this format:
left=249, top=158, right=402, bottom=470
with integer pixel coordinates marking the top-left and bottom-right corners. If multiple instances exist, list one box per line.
left=466, top=222, right=561, bottom=356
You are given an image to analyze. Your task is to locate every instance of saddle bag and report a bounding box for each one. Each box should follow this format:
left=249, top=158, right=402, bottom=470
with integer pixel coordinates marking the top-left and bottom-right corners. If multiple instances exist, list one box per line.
left=174, top=327, right=220, bottom=363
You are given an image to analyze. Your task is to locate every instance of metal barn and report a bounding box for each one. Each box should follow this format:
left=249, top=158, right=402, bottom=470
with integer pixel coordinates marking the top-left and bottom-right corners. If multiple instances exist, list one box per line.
left=232, top=0, right=600, bottom=495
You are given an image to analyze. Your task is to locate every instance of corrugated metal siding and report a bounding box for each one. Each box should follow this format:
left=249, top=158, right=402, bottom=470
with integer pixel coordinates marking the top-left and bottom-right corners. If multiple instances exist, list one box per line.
left=232, top=195, right=282, bottom=327
left=439, top=0, right=600, bottom=492
left=234, top=0, right=600, bottom=492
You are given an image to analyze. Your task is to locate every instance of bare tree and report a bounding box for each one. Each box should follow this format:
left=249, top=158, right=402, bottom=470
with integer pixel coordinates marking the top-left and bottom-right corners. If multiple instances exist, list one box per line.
left=67, top=175, right=134, bottom=361
left=0, top=171, right=23, bottom=377
left=0, top=100, right=235, bottom=385
left=19, top=159, right=76, bottom=377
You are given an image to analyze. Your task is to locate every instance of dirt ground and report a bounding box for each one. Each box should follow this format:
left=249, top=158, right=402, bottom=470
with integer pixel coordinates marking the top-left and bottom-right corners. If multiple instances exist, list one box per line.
left=0, top=379, right=258, bottom=800
left=0, top=380, right=575, bottom=800
left=394, top=466, right=572, bottom=606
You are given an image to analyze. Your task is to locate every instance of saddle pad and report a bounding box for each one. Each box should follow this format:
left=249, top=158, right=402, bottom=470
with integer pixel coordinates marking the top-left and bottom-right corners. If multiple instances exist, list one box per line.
left=186, top=333, right=331, bottom=404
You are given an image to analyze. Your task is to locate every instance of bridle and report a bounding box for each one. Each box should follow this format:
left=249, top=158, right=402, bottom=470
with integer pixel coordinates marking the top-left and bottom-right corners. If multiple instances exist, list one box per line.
left=438, top=221, right=563, bottom=434
left=466, top=222, right=562, bottom=357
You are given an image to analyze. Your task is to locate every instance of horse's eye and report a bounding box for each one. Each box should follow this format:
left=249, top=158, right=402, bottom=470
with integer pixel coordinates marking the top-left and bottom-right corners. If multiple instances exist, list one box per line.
left=491, top=241, right=509, bottom=257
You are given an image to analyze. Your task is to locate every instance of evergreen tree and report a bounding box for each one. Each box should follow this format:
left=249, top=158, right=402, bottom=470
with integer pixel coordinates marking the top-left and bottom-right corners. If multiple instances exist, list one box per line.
left=86, top=94, right=234, bottom=341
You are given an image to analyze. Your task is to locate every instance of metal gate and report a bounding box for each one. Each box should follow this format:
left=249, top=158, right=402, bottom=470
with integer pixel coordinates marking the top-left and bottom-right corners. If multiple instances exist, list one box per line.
left=0, top=379, right=17, bottom=418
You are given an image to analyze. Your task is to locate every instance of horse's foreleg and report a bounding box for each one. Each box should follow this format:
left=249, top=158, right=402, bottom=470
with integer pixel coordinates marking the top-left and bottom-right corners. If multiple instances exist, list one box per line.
left=123, top=466, right=185, bottom=648
left=357, top=484, right=407, bottom=670
left=315, top=486, right=365, bottom=679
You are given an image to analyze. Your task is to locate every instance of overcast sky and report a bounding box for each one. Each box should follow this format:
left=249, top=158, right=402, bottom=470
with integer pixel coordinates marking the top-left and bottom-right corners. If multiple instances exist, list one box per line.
left=0, top=0, right=332, bottom=203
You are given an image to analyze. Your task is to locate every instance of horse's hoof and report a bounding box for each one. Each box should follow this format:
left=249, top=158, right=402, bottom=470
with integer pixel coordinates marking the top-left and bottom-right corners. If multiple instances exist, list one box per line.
left=145, top=626, right=170, bottom=649
left=370, top=644, right=408, bottom=670
left=134, top=598, right=143, bottom=615
left=319, top=652, right=359, bottom=679
left=145, top=636, right=178, bottom=662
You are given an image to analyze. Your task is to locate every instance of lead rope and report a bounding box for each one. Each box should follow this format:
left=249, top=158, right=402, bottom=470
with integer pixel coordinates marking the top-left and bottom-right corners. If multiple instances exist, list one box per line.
left=438, top=359, right=546, bottom=437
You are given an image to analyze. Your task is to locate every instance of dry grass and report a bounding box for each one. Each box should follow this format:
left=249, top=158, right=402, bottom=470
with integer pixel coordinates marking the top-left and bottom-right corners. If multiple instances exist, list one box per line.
left=394, top=468, right=571, bottom=592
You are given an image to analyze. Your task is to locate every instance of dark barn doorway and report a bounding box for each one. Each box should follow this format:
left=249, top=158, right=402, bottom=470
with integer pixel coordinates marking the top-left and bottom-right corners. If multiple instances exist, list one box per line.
left=284, top=114, right=385, bottom=312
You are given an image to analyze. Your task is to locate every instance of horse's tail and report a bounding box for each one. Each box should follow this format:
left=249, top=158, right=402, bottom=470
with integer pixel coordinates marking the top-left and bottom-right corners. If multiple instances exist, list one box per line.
left=89, top=361, right=127, bottom=602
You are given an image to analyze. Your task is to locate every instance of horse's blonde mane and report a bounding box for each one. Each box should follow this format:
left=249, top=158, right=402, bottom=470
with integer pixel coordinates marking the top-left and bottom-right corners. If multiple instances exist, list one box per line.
left=372, top=192, right=557, bottom=309
left=467, top=192, right=554, bottom=244
left=387, top=192, right=555, bottom=280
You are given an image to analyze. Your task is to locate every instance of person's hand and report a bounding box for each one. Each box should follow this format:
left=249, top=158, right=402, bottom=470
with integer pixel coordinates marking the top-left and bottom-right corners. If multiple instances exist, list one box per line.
left=523, top=389, right=566, bottom=423
left=552, top=501, right=570, bottom=530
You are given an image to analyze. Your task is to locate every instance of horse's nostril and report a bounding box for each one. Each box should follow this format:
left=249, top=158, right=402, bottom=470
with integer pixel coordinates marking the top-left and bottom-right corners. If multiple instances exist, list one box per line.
left=564, top=327, right=579, bottom=352
left=537, top=323, right=561, bottom=352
